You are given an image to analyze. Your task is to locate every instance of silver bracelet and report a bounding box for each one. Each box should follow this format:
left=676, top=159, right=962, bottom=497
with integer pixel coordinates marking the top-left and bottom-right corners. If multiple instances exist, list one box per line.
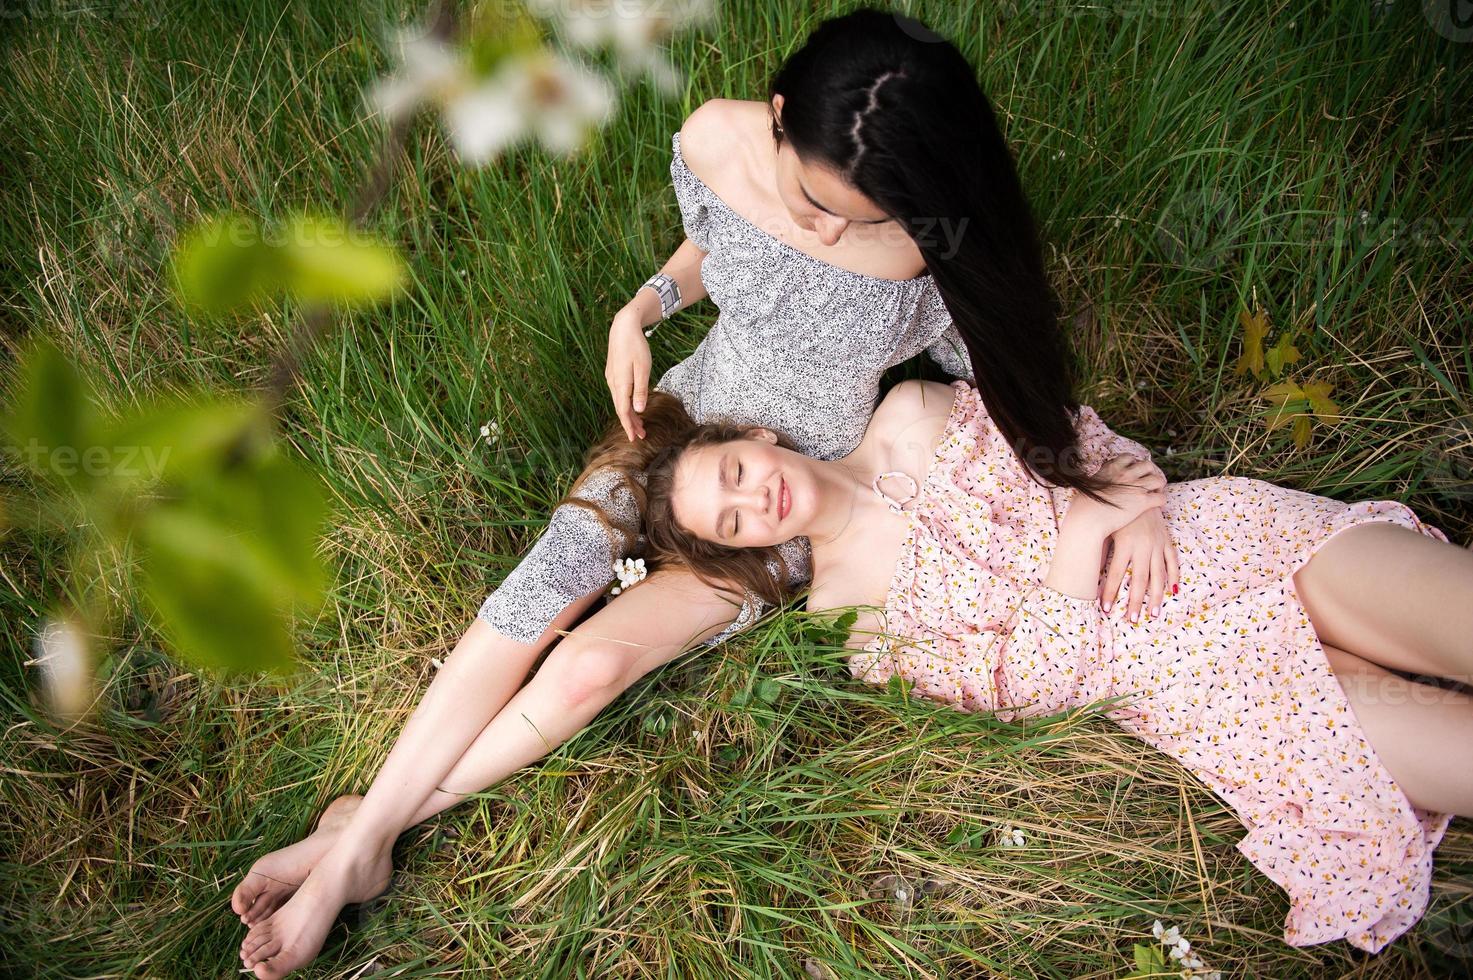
left=639, top=272, right=681, bottom=336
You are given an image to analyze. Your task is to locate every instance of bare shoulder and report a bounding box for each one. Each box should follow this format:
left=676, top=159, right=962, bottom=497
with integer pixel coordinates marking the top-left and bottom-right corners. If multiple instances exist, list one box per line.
left=872, top=380, right=958, bottom=435
left=678, top=99, right=765, bottom=184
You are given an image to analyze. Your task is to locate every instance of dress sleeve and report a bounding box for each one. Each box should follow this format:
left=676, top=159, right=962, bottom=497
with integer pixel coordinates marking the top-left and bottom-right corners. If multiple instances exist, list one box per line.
left=991, top=584, right=1105, bottom=722
left=476, top=467, right=638, bottom=646
left=913, top=281, right=974, bottom=382
left=670, top=131, right=713, bottom=252
left=1072, top=404, right=1153, bottom=474
left=693, top=534, right=810, bottom=649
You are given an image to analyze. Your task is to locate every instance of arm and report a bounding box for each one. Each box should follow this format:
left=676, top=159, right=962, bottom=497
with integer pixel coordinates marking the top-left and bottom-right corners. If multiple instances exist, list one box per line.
left=607, top=235, right=708, bottom=441
left=617, top=235, right=710, bottom=330
left=988, top=461, right=1162, bottom=721
left=1071, top=404, right=1180, bottom=619
left=1072, top=403, right=1152, bottom=473
left=477, top=468, right=638, bottom=645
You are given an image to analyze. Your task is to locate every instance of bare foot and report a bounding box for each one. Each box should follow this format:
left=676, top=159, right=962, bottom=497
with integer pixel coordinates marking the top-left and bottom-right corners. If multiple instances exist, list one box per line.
left=230, top=795, right=363, bottom=927
left=238, top=841, right=393, bottom=979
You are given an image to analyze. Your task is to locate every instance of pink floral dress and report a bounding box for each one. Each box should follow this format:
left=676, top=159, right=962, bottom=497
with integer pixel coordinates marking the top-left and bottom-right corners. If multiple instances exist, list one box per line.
left=848, top=380, right=1456, bottom=954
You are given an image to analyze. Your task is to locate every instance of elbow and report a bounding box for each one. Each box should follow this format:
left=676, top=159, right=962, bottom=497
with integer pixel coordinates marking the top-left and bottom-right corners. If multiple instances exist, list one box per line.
left=540, top=634, right=633, bottom=708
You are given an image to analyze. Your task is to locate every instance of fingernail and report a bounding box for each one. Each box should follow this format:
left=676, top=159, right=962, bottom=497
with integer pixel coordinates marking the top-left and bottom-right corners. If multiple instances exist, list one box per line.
left=1103, top=602, right=1111, bottom=613
left=1172, top=583, right=1179, bottom=595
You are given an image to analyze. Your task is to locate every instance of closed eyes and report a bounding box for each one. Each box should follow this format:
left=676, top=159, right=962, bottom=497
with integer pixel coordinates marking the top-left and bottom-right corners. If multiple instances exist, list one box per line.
left=734, top=462, right=743, bottom=536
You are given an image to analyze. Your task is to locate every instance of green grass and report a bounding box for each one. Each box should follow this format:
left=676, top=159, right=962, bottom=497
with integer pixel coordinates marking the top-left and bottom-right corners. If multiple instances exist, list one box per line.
left=2, top=0, right=1471, bottom=976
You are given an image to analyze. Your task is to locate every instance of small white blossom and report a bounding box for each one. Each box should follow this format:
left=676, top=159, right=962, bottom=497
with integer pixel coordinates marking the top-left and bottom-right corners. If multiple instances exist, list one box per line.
left=1151, top=921, right=1218, bottom=979
left=1053, top=149, right=1066, bottom=160
left=431, top=657, right=445, bottom=670
left=611, top=556, right=648, bottom=595
left=480, top=420, right=500, bottom=445
left=997, top=825, right=1026, bottom=848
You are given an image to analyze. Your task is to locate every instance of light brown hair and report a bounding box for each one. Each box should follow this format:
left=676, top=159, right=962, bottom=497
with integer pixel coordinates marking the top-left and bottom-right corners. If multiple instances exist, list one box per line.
left=558, top=393, right=802, bottom=608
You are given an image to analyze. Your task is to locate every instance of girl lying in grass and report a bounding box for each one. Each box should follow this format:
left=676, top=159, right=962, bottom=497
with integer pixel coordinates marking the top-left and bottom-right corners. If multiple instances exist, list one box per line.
left=636, top=377, right=1472, bottom=954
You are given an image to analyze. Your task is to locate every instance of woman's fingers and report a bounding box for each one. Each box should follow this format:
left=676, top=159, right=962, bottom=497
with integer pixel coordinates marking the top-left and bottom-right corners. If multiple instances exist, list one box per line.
left=631, top=370, right=648, bottom=439
left=1149, top=548, right=1168, bottom=617
left=1100, top=544, right=1127, bottom=613
left=609, top=377, right=636, bottom=442
left=1125, top=543, right=1149, bottom=623
left=633, top=375, right=649, bottom=415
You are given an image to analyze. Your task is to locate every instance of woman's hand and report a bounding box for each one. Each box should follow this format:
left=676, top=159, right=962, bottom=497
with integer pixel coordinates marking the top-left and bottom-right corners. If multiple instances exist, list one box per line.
left=1100, top=507, right=1179, bottom=622
left=605, top=305, right=653, bottom=441
left=1064, top=455, right=1167, bottom=539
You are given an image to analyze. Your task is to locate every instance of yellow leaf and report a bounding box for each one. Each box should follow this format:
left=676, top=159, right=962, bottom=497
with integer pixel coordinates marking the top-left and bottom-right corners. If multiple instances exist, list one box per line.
left=1263, top=380, right=1304, bottom=433
left=1235, top=306, right=1270, bottom=379
left=1292, top=416, right=1312, bottom=450
left=1262, top=380, right=1304, bottom=405
left=1301, top=381, right=1340, bottom=421
left=1265, top=332, right=1301, bottom=378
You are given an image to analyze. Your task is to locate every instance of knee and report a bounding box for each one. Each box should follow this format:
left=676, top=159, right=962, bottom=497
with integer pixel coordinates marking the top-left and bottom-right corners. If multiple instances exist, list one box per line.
left=541, top=636, right=633, bottom=707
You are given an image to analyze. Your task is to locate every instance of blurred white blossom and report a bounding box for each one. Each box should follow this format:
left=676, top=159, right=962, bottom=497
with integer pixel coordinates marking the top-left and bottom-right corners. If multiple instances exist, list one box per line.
left=997, top=824, right=1026, bottom=848
left=369, top=28, right=614, bottom=164
left=33, top=617, right=93, bottom=719
left=480, top=420, right=501, bottom=445
left=528, top=0, right=717, bottom=95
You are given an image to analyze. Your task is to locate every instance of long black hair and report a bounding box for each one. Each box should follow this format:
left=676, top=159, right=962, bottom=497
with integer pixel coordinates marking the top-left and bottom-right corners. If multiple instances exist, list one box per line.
left=769, top=7, right=1113, bottom=500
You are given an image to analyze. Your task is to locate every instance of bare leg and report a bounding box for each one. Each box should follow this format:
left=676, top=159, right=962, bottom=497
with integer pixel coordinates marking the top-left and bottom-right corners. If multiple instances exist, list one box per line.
left=1293, top=522, right=1473, bottom=683
left=1322, top=642, right=1473, bottom=817
left=238, top=567, right=747, bottom=979
left=230, top=588, right=599, bottom=927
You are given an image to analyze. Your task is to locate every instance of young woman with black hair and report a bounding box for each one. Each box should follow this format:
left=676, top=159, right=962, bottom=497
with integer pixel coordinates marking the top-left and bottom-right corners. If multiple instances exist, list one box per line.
left=233, top=10, right=1176, bottom=976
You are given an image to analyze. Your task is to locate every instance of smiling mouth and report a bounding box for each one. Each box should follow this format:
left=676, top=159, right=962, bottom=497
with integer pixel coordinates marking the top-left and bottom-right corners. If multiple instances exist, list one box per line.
left=778, top=478, right=790, bottom=520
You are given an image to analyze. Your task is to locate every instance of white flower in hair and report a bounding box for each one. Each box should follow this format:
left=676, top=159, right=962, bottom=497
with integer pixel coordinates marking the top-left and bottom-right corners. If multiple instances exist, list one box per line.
left=610, top=556, right=648, bottom=595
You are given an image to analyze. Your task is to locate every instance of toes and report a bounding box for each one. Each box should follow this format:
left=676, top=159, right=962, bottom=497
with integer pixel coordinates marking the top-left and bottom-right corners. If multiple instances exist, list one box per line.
left=231, top=877, right=261, bottom=917
left=255, top=949, right=293, bottom=980
left=243, top=932, right=280, bottom=969
left=240, top=924, right=273, bottom=962
left=242, top=892, right=283, bottom=927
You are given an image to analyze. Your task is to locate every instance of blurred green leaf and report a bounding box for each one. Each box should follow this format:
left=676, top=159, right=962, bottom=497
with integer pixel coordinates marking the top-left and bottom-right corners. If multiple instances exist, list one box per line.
left=2, top=337, right=101, bottom=490
left=136, top=506, right=297, bottom=675
left=171, top=213, right=281, bottom=314
left=171, top=211, right=405, bottom=314
left=100, top=395, right=263, bottom=492
left=121, top=412, right=330, bottom=675
left=280, top=214, right=405, bottom=307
